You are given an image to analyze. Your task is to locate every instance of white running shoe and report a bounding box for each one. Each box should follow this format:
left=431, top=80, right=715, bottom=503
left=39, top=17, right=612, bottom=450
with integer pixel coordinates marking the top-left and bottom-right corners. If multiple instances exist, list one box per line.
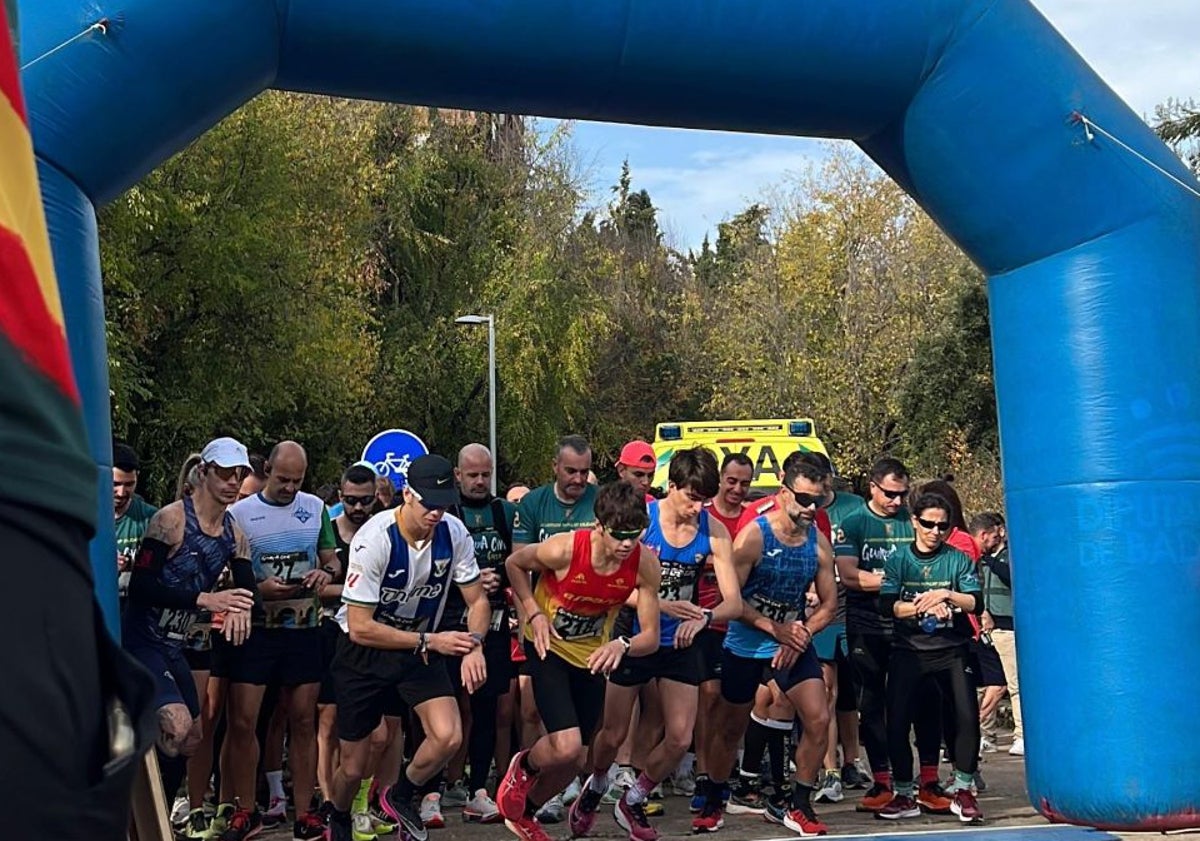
left=814, top=770, right=844, bottom=804
left=170, top=796, right=191, bottom=827
left=535, top=793, right=566, bottom=823
left=562, top=778, right=582, bottom=805
left=442, top=781, right=470, bottom=809
left=1009, top=737, right=1025, bottom=756
left=420, top=792, right=444, bottom=828
left=462, top=789, right=501, bottom=824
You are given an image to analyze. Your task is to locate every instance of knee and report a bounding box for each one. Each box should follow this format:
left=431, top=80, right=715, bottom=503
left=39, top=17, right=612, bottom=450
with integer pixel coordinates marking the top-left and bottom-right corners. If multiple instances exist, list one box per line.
left=157, top=704, right=196, bottom=757
left=805, top=709, right=831, bottom=741
left=289, top=709, right=317, bottom=739
left=368, top=719, right=391, bottom=753
left=340, top=743, right=371, bottom=780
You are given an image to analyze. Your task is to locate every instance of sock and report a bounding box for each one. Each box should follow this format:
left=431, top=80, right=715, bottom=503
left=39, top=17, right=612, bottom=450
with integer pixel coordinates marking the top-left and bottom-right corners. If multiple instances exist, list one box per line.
left=765, top=722, right=788, bottom=787
left=266, top=770, right=285, bottom=802
left=743, top=716, right=770, bottom=775
left=353, top=778, right=372, bottom=814
left=791, top=781, right=815, bottom=810
left=625, top=772, right=658, bottom=806
left=676, top=751, right=695, bottom=779
left=919, top=765, right=939, bottom=787
left=952, top=770, right=974, bottom=792
left=588, top=770, right=609, bottom=793
left=394, top=769, right=418, bottom=804
left=872, top=770, right=893, bottom=789
left=895, top=781, right=915, bottom=797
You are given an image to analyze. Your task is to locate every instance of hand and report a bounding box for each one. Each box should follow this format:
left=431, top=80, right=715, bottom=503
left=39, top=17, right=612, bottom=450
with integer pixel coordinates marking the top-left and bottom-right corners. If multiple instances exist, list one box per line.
left=981, top=611, right=995, bottom=633
left=117, top=554, right=132, bottom=573
left=661, top=600, right=705, bottom=621
left=199, top=588, right=256, bottom=614
left=771, top=620, right=811, bottom=652
left=912, top=589, right=950, bottom=613
left=586, top=640, right=625, bottom=676
left=674, top=618, right=706, bottom=649
left=259, top=577, right=300, bottom=600
left=221, top=610, right=252, bottom=645
left=529, top=613, right=557, bottom=660
left=461, top=649, right=487, bottom=694
left=772, top=643, right=800, bottom=671
left=479, top=568, right=501, bottom=594
left=301, top=568, right=332, bottom=592
left=927, top=601, right=953, bottom=622
left=428, top=631, right=477, bottom=656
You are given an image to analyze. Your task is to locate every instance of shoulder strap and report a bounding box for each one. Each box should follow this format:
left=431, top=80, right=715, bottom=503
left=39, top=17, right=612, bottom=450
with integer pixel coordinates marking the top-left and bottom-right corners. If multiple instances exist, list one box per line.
left=490, top=498, right=513, bottom=553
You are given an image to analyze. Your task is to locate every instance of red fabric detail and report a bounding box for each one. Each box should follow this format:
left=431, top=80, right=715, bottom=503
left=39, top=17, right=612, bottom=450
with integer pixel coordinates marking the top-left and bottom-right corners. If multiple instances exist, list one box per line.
left=0, top=8, right=28, bottom=126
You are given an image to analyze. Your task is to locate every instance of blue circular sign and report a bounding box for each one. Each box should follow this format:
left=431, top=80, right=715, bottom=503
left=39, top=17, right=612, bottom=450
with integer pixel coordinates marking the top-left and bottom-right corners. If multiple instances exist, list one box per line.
left=361, top=429, right=430, bottom=491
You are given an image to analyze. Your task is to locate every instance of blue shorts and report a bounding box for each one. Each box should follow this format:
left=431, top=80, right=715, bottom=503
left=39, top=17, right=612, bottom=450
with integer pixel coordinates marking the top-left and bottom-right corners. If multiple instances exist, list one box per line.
left=772, top=644, right=824, bottom=695
left=812, top=623, right=848, bottom=664
left=126, top=639, right=199, bottom=716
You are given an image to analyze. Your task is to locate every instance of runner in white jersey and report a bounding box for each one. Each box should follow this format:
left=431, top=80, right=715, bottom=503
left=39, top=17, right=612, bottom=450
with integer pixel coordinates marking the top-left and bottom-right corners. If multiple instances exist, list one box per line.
left=326, top=455, right=492, bottom=841
left=216, top=441, right=341, bottom=841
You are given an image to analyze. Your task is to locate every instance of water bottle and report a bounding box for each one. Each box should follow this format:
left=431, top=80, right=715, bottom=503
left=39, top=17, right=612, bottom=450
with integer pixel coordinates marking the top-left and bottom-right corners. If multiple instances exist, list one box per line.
left=919, top=613, right=940, bottom=634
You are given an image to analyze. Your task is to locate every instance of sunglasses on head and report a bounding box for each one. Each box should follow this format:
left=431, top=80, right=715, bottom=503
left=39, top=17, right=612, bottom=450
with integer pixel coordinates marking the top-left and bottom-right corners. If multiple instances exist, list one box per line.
left=916, top=517, right=952, bottom=532
left=605, top=526, right=643, bottom=541
left=342, top=495, right=375, bottom=508
left=873, top=482, right=908, bottom=500
left=786, top=487, right=824, bottom=509
left=209, top=464, right=248, bottom=482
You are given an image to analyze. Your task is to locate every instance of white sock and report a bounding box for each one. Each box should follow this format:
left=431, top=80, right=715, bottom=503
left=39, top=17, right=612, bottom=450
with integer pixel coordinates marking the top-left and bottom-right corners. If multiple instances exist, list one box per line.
left=588, top=771, right=609, bottom=793
left=266, top=770, right=285, bottom=801
left=676, top=752, right=695, bottom=779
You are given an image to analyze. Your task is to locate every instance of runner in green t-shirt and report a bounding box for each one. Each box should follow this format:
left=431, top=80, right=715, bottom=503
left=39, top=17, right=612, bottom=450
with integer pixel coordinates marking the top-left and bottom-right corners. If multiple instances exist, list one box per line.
left=512, top=435, right=598, bottom=546
left=114, top=442, right=158, bottom=602
left=877, top=491, right=983, bottom=824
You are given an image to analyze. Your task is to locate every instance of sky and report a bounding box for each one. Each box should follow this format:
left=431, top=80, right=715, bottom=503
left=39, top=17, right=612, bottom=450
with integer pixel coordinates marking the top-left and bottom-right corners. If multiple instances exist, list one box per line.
left=547, top=1, right=1200, bottom=253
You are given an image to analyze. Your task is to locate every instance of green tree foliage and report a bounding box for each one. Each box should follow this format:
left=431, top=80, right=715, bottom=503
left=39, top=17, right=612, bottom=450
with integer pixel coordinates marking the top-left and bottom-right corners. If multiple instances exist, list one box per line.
left=1154, top=98, right=1200, bottom=175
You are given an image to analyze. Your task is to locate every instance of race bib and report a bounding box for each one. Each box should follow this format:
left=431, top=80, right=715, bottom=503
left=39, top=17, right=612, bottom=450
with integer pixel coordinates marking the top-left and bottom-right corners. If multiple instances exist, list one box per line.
left=261, top=550, right=312, bottom=585
left=157, top=607, right=196, bottom=642
left=660, top=561, right=698, bottom=603
left=552, top=608, right=606, bottom=641
left=750, top=593, right=800, bottom=624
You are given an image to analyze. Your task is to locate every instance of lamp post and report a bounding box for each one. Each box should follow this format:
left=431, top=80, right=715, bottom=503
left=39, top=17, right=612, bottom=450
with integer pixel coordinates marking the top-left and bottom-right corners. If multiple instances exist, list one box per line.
left=454, top=314, right=497, bottom=495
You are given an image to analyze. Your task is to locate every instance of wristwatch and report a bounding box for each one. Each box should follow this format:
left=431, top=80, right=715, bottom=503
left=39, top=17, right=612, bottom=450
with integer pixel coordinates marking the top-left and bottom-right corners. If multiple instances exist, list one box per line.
left=468, top=631, right=485, bottom=648
left=701, top=608, right=715, bottom=628
left=617, top=635, right=632, bottom=653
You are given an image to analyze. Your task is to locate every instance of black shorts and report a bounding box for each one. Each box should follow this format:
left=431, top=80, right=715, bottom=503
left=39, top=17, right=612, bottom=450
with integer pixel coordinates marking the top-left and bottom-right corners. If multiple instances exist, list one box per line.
left=520, top=641, right=605, bottom=742
left=332, top=634, right=453, bottom=741
left=445, top=635, right=515, bottom=697
left=968, top=639, right=1006, bottom=687
left=212, top=626, right=324, bottom=687
left=719, top=650, right=773, bottom=705
left=695, top=629, right=726, bottom=683
left=610, top=643, right=704, bottom=687
left=183, top=644, right=213, bottom=673
left=126, top=640, right=200, bottom=716
left=318, top=617, right=342, bottom=705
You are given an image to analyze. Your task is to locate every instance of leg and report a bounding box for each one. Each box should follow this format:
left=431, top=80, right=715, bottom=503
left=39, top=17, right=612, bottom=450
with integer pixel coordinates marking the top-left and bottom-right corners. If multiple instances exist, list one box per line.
left=186, top=670, right=215, bottom=809
left=468, top=691, right=500, bottom=792
left=884, top=649, right=921, bottom=795
left=317, top=703, right=339, bottom=802
left=408, top=696, right=464, bottom=786
left=517, top=674, right=543, bottom=748
left=849, top=632, right=890, bottom=776
left=630, top=680, right=664, bottom=772
left=642, top=678, right=698, bottom=784
left=589, top=682, right=640, bottom=780
left=992, top=629, right=1023, bottom=741
left=695, top=679, right=722, bottom=778
left=284, top=682, right=322, bottom=816
left=446, top=688, right=472, bottom=785
left=220, top=682, right=266, bottom=807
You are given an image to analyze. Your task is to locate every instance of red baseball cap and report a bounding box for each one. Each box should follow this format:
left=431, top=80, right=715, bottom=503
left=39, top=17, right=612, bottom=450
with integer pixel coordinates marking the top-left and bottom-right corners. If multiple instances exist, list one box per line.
left=618, top=440, right=656, bottom=469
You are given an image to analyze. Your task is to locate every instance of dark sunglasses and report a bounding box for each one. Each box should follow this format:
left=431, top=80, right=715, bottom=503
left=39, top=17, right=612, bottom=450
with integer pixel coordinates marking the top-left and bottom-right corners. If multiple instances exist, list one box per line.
left=873, top=482, right=908, bottom=500
left=786, top=488, right=824, bottom=509
left=342, top=495, right=375, bottom=508
left=210, top=464, right=248, bottom=482
left=606, top=526, right=643, bottom=541
left=916, top=517, right=952, bottom=532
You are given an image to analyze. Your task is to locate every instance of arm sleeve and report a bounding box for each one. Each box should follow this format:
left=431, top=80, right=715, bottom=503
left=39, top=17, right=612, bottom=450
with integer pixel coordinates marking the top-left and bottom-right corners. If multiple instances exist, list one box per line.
left=343, top=524, right=387, bottom=607
left=987, top=553, right=1012, bottom=587
left=879, top=592, right=899, bottom=618
left=128, top=538, right=199, bottom=610
left=317, top=507, right=337, bottom=551
left=229, top=557, right=257, bottom=592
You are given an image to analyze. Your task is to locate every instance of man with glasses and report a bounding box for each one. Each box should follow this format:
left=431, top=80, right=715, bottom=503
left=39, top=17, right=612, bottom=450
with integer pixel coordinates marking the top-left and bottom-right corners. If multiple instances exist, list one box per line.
left=835, top=457, right=946, bottom=815
left=325, top=454, right=490, bottom=841
left=499, top=482, right=662, bottom=841
left=692, top=457, right=837, bottom=836
left=218, top=441, right=341, bottom=841
left=573, top=448, right=742, bottom=841
left=122, top=437, right=257, bottom=836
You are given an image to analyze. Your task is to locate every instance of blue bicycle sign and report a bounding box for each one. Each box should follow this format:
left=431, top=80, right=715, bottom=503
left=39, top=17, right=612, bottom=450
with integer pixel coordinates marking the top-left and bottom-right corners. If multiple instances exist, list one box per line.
left=361, top=429, right=429, bottom=491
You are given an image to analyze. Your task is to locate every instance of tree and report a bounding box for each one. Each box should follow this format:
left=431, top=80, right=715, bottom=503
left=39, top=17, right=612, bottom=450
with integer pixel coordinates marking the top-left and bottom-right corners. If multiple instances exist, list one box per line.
left=1154, top=98, right=1200, bottom=175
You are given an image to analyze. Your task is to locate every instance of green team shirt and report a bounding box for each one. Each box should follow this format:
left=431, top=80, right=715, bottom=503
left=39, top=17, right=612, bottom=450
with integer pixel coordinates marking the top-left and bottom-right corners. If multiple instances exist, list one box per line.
left=824, top=491, right=867, bottom=624
left=835, top=505, right=913, bottom=635
left=116, top=495, right=158, bottom=598
left=881, top=542, right=980, bottom=651
left=512, top=483, right=597, bottom=544
left=439, top=498, right=517, bottom=632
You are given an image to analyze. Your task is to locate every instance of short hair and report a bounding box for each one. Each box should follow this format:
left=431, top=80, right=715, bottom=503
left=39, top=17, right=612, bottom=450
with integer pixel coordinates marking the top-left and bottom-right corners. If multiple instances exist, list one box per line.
left=869, top=456, right=909, bottom=484
left=594, top=481, right=650, bottom=531
left=342, top=464, right=377, bottom=487
left=782, top=452, right=829, bottom=488
left=315, top=483, right=340, bottom=507
left=668, top=447, right=719, bottom=498
left=113, top=442, right=140, bottom=473
left=556, top=434, right=591, bottom=458
left=720, top=452, right=753, bottom=473
left=969, top=511, right=1005, bottom=534
left=799, top=450, right=833, bottom=475
left=910, top=492, right=953, bottom=521
left=917, top=479, right=966, bottom=530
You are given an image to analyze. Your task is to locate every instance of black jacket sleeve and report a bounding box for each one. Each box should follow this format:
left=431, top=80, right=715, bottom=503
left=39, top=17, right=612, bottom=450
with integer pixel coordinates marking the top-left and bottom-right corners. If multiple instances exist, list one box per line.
left=986, top=554, right=1012, bottom=588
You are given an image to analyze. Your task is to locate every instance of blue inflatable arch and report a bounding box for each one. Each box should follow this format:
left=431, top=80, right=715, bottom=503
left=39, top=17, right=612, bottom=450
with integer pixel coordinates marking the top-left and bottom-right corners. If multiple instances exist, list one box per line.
left=20, top=0, right=1200, bottom=829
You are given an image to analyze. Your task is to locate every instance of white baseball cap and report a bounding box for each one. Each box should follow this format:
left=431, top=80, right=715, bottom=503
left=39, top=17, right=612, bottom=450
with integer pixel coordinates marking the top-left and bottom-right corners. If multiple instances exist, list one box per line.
left=200, top=437, right=251, bottom=469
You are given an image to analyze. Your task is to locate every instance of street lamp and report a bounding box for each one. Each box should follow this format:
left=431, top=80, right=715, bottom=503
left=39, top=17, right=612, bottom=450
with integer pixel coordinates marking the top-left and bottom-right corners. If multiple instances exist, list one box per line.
left=454, top=314, right=497, bottom=495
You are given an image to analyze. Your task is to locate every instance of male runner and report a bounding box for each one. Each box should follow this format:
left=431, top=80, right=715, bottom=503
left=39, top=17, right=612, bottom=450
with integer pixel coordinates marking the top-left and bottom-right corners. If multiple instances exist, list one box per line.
left=615, top=440, right=657, bottom=500
left=499, top=482, right=662, bottom=841
left=218, top=441, right=340, bottom=841
left=122, top=437, right=257, bottom=837
left=325, top=454, right=491, bottom=841
left=115, top=441, right=158, bottom=604
left=573, top=448, right=742, bottom=841
left=693, top=458, right=838, bottom=838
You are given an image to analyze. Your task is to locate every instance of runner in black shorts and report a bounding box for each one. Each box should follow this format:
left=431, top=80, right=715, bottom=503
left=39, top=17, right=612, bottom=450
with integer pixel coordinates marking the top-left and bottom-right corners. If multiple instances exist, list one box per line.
left=325, top=455, right=491, bottom=841
left=574, top=449, right=741, bottom=841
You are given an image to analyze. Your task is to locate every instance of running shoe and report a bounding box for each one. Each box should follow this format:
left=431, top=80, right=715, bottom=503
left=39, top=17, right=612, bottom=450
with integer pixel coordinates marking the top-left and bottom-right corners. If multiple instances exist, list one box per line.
left=183, top=808, right=213, bottom=840
left=689, top=774, right=709, bottom=813
left=782, top=799, right=828, bottom=837
left=442, top=782, right=470, bottom=809
left=877, top=794, right=919, bottom=820
left=856, top=782, right=894, bottom=813
left=293, top=810, right=326, bottom=841
left=951, top=789, right=983, bottom=823
left=497, top=752, right=537, bottom=822
left=462, top=789, right=501, bottom=824
left=535, top=793, right=565, bottom=824
left=352, top=811, right=377, bottom=841
left=614, top=794, right=659, bottom=841
left=690, top=801, right=724, bottom=834
left=726, top=775, right=764, bottom=815
left=172, top=796, right=192, bottom=827
left=217, top=807, right=262, bottom=841
left=328, top=810, right=353, bottom=841
left=917, top=781, right=953, bottom=814
left=504, top=814, right=553, bottom=841
left=562, top=778, right=582, bottom=805
left=1009, top=738, right=1025, bottom=757
left=568, top=782, right=604, bottom=837
left=378, top=786, right=428, bottom=841
left=814, top=770, right=844, bottom=804
left=210, top=803, right=235, bottom=837
left=419, top=793, right=444, bottom=829
left=263, top=795, right=289, bottom=828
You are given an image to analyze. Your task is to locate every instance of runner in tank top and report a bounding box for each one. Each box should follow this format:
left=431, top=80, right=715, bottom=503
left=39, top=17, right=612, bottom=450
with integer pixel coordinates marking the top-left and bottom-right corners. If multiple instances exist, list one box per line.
left=497, top=482, right=662, bottom=841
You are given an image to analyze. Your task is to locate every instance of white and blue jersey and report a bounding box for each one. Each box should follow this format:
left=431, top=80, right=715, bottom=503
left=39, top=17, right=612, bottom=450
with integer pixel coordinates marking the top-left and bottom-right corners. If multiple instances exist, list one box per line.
left=636, top=500, right=711, bottom=648
left=339, top=509, right=480, bottom=635
left=725, top=515, right=819, bottom=659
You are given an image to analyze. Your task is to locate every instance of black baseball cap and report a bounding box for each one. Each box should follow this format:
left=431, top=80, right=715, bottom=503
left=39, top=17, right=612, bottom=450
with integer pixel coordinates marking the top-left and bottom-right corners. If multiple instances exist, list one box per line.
left=406, top=454, right=460, bottom=510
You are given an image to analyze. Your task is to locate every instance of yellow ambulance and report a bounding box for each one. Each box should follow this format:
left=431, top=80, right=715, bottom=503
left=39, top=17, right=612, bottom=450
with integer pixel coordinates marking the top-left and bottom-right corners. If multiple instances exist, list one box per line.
left=651, top=418, right=829, bottom=494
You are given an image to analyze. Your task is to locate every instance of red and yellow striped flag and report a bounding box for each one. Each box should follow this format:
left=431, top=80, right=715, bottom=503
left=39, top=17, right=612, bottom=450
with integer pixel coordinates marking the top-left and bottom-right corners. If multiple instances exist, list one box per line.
left=0, top=3, right=79, bottom=403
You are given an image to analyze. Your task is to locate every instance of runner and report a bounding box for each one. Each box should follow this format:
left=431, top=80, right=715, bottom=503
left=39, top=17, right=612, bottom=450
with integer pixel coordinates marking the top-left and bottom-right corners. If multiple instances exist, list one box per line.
left=121, top=437, right=257, bottom=838
left=325, top=454, right=491, bottom=841
left=217, top=441, right=340, bottom=841
left=574, top=448, right=742, bottom=841
left=693, top=457, right=838, bottom=838
left=498, top=482, right=662, bottom=841
left=115, top=441, right=158, bottom=605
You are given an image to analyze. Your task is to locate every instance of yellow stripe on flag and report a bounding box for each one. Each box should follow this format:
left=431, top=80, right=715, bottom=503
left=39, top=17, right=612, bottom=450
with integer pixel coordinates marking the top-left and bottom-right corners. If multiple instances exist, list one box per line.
left=0, top=89, right=66, bottom=331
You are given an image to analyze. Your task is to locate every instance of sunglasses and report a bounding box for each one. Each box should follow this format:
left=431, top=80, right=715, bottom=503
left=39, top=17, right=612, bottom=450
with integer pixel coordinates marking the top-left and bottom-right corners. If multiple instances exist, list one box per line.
left=409, top=488, right=446, bottom=513
left=606, top=526, right=644, bottom=541
left=210, top=464, right=249, bottom=482
left=785, top=488, right=824, bottom=509
left=916, top=517, right=952, bottom=532
left=342, top=495, right=375, bottom=508
left=872, top=482, right=908, bottom=500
